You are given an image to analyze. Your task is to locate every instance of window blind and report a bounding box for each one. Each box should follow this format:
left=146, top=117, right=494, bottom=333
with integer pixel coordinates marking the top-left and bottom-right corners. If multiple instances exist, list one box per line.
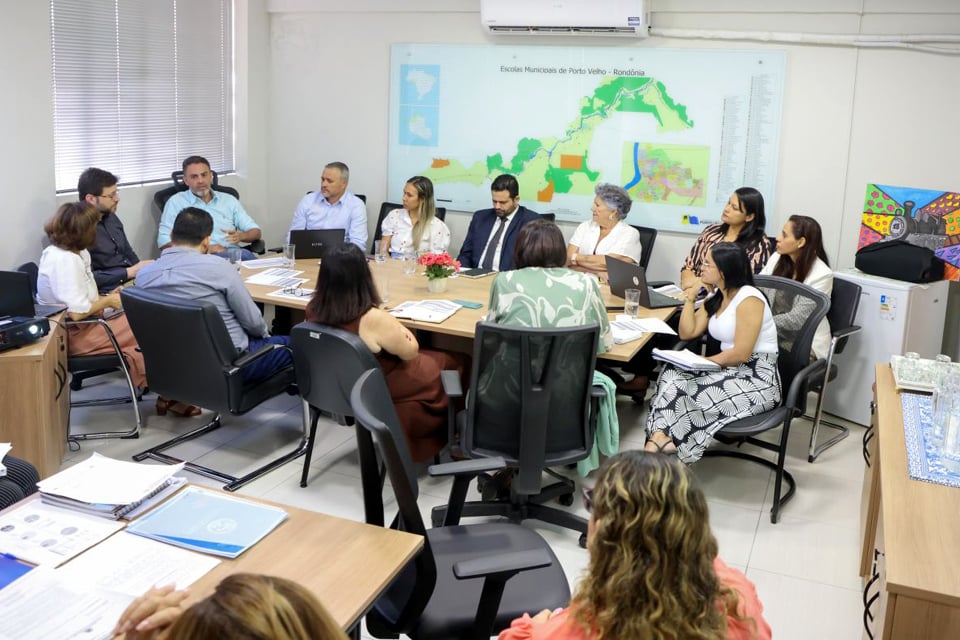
left=50, top=0, right=234, bottom=192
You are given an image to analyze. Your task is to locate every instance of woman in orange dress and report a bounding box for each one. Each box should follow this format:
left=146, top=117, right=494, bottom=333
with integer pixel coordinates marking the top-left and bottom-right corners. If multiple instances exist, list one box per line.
left=304, top=243, right=467, bottom=462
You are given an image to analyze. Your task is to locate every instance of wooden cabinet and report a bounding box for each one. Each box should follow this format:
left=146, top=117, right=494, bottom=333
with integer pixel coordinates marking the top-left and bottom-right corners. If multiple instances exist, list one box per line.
left=0, top=320, right=68, bottom=478
left=860, top=365, right=960, bottom=639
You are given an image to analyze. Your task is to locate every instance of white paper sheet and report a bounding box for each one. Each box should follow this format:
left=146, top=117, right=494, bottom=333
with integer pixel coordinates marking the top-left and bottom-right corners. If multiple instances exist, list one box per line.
left=243, top=268, right=305, bottom=287
left=36, top=453, right=183, bottom=506
left=0, top=502, right=125, bottom=567
left=613, top=315, right=677, bottom=335
left=240, top=256, right=288, bottom=269
left=55, top=531, right=220, bottom=597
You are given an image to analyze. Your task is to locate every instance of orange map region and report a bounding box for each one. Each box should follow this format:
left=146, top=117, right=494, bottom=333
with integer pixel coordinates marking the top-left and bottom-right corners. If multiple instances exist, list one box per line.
left=559, top=155, right=584, bottom=170
left=862, top=213, right=893, bottom=235
left=430, top=158, right=451, bottom=168
left=537, top=180, right=555, bottom=202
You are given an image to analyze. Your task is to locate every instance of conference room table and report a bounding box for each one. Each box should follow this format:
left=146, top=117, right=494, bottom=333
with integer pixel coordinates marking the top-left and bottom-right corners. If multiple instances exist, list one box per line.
left=245, top=257, right=677, bottom=362
left=0, top=487, right=423, bottom=633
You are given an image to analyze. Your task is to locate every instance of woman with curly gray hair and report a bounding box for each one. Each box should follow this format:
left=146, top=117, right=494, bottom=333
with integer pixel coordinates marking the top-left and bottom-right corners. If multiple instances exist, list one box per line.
left=566, top=183, right=643, bottom=279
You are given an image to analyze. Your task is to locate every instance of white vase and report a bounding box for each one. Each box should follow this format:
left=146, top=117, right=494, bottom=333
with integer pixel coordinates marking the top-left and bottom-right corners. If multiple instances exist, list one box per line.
left=427, top=278, right=448, bottom=293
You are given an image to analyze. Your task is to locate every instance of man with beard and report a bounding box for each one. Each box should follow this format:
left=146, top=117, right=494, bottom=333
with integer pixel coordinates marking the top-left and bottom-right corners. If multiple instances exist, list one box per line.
left=157, top=155, right=262, bottom=261
left=79, top=167, right=153, bottom=293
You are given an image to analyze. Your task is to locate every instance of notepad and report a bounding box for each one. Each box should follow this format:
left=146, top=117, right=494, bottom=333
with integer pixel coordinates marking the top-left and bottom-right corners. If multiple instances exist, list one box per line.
left=389, top=299, right=462, bottom=323
left=126, top=486, right=288, bottom=558
left=652, top=348, right=721, bottom=372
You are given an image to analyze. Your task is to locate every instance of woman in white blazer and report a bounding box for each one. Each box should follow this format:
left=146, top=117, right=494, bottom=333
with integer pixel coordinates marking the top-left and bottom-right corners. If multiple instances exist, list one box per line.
left=760, top=215, right=833, bottom=359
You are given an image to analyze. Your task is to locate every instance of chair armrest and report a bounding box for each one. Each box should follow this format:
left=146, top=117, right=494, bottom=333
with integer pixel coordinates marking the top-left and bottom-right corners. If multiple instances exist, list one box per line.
left=231, top=342, right=288, bottom=370
left=785, top=358, right=828, bottom=407
left=428, top=457, right=506, bottom=478
left=440, top=369, right=463, bottom=399
left=832, top=325, right=861, bottom=341
left=453, top=548, right=552, bottom=580
left=591, top=385, right=606, bottom=400
left=266, top=246, right=283, bottom=254
left=245, top=239, right=266, bottom=254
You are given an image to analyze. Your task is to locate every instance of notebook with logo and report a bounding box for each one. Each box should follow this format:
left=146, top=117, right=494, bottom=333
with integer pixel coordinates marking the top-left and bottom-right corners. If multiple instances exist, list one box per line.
left=288, top=229, right=347, bottom=260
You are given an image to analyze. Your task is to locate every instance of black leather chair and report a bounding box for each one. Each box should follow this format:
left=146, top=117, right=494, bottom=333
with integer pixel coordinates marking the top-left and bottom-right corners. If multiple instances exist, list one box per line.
left=371, top=201, right=447, bottom=254
left=434, top=323, right=603, bottom=545
left=153, top=170, right=264, bottom=254
left=289, top=321, right=379, bottom=488
left=121, top=287, right=306, bottom=491
left=350, top=368, right=571, bottom=640
left=631, top=224, right=658, bottom=270
left=702, top=275, right=830, bottom=523
left=806, top=278, right=863, bottom=462
left=17, top=262, right=142, bottom=441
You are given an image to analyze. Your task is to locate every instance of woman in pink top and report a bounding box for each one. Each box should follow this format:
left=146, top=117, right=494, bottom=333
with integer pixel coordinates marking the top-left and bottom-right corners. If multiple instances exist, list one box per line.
left=498, top=451, right=772, bottom=640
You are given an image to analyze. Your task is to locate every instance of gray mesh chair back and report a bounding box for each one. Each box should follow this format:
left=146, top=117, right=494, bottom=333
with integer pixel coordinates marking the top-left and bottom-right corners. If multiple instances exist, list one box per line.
left=350, top=368, right=571, bottom=640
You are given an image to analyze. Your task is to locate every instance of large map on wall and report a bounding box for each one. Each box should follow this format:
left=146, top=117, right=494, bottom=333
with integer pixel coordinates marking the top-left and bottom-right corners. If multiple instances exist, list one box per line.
left=388, top=44, right=785, bottom=234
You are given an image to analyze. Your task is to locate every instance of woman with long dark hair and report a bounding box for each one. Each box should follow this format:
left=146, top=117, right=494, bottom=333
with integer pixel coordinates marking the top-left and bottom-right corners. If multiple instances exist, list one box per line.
left=681, top=187, right=772, bottom=292
left=498, top=452, right=771, bottom=640
left=761, top=215, right=833, bottom=359
left=646, top=242, right=780, bottom=460
left=304, top=243, right=466, bottom=461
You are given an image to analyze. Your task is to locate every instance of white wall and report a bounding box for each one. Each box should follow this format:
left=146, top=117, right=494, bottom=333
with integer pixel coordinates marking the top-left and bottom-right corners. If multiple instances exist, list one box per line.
left=264, top=0, right=960, bottom=355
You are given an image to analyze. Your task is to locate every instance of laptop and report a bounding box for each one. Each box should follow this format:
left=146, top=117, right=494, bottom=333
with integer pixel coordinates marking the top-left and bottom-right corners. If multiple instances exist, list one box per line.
left=604, top=256, right=682, bottom=310
left=289, top=228, right=347, bottom=260
left=0, top=271, right=68, bottom=318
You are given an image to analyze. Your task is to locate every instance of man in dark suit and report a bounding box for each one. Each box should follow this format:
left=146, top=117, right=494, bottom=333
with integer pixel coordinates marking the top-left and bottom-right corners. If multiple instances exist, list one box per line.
left=457, top=174, right=541, bottom=272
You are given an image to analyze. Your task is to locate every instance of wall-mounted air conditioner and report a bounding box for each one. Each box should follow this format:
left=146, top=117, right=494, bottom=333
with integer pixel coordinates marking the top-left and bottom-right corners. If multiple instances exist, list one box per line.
left=481, top=0, right=649, bottom=37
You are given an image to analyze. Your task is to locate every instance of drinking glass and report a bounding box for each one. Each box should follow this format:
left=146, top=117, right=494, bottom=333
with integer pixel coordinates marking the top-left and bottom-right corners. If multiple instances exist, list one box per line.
left=624, top=289, right=641, bottom=318
left=376, top=239, right=389, bottom=264
left=402, top=248, right=417, bottom=275
left=282, top=243, right=296, bottom=268
left=376, top=271, right=390, bottom=306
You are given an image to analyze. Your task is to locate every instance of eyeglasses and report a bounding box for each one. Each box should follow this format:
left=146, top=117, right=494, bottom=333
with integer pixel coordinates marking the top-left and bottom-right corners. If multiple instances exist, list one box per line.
left=98, top=192, right=119, bottom=201
left=281, top=287, right=310, bottom=297
left=582, top=487, right=595, bottom=513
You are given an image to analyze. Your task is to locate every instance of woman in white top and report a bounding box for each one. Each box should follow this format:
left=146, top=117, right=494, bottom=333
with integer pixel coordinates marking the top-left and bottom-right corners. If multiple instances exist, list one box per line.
left=566, top=183, right=642, bottom=279
left=380, top=176, right=450, bottom=256
left=760, top=215, right=833, bottom=360
left=37, top=202, right=149, bottom=390
left=646, top=242, right=781, bottom=462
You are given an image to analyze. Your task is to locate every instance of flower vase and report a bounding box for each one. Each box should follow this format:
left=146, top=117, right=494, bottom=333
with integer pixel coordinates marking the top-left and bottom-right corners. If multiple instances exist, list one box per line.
left=427, top=277, right=448, bottom=293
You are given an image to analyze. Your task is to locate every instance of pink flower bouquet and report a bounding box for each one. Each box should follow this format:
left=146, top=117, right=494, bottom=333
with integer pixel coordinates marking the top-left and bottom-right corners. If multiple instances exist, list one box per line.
left=418, top=251, right=460, bottom=280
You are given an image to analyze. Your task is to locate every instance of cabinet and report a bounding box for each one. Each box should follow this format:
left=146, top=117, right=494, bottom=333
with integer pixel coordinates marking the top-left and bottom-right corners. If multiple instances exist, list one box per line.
left=0, top=320, right=68, bottom=478
left=860, top=365, right=960, bottom=639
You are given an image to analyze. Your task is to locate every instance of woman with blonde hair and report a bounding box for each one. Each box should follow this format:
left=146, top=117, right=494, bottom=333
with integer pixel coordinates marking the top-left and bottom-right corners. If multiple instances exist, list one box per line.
left=498, top=451, right=771, bottom=640
left=380, top=175, right=450, bottom=256
left=113, top=573, right=348, bottom=640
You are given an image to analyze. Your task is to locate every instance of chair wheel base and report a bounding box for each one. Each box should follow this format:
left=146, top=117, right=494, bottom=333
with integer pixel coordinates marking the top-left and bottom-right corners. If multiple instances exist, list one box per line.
left=121, top=433, right=140, bottom=440
left=579, top=533, right=587, bottom=548
left=557, top=493, right=574, bottom=507
left=70, top=379, right=83, bottom=391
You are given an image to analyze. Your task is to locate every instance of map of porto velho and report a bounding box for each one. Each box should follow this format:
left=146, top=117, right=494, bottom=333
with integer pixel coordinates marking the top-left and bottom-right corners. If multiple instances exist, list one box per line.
left=389, top=45, right=785, bottom=234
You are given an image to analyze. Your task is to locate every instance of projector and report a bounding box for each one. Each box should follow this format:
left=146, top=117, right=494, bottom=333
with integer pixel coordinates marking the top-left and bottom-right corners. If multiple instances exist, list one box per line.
left=0, top=316, right=50, bottom=352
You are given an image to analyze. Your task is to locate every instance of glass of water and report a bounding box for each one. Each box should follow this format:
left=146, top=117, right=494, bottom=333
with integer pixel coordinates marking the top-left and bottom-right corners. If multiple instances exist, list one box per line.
left=402, top=248, right=417, bottom=275
left=376, top=239, right=389, bottom=264
left=282, top=243, right=296, bottom=268
left=624, top=289, right=641, bottom=318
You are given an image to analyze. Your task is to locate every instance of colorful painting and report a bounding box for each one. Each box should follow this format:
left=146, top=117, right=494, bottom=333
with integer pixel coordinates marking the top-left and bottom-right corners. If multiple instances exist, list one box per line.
left=860, top=184, right=960, bottom=281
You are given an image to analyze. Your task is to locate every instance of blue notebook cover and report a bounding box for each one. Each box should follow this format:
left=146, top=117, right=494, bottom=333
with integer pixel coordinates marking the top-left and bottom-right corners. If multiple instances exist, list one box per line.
left=0, top=554, right=32, bottom=589
left=125, top=487, right=288, bottom=558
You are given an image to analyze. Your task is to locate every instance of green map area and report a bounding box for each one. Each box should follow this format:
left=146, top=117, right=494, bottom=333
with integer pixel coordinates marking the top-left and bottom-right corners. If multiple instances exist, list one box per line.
left=420, top=76, right=696, bottom=204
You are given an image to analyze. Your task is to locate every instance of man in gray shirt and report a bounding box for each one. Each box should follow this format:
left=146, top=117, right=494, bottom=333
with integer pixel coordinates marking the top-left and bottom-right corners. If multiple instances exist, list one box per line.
left=135, top=207, right=291, bottom=382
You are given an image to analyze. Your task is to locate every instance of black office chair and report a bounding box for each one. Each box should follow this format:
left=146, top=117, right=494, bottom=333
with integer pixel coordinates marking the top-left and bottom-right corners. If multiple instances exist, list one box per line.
left=17, top=262, right=143, bottom=441
left=121, top=287, right=307, bottom=491
left=806, top=278, right=863, bottom=462
left=701, top=275, right=829, bottom=523
left=371, top=201, right=447, bottom=254
left=540, top=212, right=556, bottom=222
left=433, top=323, right=603, bottom=545
left=289, top=321, right=380, bottom=488
left=350, top=368, right=571, bottom=640
left=631, top=224, right=658, bottom=270
left=153, top=170, right=264, bottom=254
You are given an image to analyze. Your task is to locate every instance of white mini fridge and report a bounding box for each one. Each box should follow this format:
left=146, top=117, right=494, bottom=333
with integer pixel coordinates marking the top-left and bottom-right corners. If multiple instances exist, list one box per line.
left=823, top=269, right=949, bottom=426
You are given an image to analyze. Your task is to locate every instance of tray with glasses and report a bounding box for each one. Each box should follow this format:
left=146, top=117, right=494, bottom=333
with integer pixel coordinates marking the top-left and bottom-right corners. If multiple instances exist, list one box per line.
left=891, top=354, right=960, bottom=393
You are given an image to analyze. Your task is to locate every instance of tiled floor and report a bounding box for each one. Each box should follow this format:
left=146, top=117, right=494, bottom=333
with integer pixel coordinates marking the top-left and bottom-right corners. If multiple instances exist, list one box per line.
left=65, top=375, right=867, bottom=639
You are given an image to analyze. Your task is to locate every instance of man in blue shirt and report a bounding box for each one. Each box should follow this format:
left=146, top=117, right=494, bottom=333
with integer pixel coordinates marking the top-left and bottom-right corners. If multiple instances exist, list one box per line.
left=287, top=161, right=367, bottom=250
left=158, top=156, right=262, bottom=261
left=137, top=208, right=291, bottom=383
left=457, top=174, right=541, bottom=272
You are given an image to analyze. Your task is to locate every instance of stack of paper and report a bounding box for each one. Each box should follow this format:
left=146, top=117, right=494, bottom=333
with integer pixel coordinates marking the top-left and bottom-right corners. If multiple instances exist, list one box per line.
left=126, top=486, right=288, bottom=558
left=0, top=501, right=125, bottom=567
left=652, top=348, right=721, bottom=372
left=389, top=299, right=462, bottom=323
left=36, top=453, right=186, bottom=520
left=243, top=267, right=308, bottom=288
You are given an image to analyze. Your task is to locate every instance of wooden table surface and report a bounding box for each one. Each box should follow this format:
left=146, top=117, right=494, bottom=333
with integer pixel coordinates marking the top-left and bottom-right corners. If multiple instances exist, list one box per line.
left=245, top=256, right=676, bottom=362
left=875, top=364, right=960, bottom=607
